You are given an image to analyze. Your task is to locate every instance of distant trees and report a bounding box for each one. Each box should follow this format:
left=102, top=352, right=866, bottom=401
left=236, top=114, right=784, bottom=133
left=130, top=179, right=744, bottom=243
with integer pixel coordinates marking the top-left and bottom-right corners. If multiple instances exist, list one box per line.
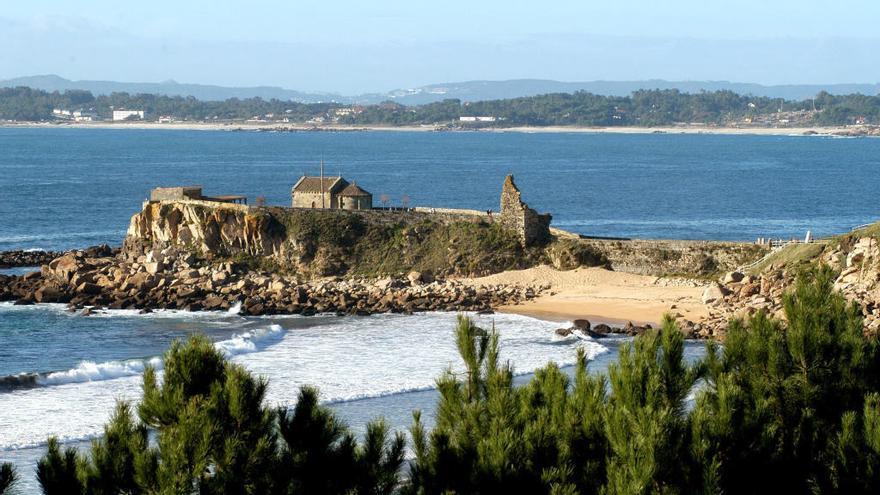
left=3, top=86, right=880, bottom=125
left=9, top=265, right=880, bottom=493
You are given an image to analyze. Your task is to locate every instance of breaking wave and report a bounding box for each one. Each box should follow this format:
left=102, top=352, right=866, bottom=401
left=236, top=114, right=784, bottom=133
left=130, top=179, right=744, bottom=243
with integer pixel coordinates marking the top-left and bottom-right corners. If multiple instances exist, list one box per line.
left=0, top=324, right=286, bottom=391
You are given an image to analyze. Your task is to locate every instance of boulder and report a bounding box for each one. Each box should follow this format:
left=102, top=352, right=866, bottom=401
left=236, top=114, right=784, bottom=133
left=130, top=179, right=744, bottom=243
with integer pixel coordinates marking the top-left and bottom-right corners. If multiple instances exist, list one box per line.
left=572, top=319, right=591, bottom=331
left=76, top=282, right=102, bottom=295
left=143, top=261, right=164, bottom=275
left=701, top=284, right=725, bottom=304
left=555, top=327, right=574, bottom=337
left=592, top=323, right=611, bottom=334
left=407, top=271, right=424, bottom=285
left=722, top=271, right=745, bottom=284
left=34, top=284, right=68, bottom=303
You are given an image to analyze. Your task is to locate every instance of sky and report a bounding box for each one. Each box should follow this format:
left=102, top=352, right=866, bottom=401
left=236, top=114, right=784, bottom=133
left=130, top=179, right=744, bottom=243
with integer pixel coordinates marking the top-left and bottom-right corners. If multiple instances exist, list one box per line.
left=0, top=0, right=877, bottom=94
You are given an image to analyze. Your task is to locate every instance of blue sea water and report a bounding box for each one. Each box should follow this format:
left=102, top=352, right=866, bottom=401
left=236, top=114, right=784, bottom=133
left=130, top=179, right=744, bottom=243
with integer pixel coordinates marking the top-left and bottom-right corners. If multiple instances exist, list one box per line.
left=1, top=128, right=879, bottom=252
left=0, top=128, right=876, bottom=491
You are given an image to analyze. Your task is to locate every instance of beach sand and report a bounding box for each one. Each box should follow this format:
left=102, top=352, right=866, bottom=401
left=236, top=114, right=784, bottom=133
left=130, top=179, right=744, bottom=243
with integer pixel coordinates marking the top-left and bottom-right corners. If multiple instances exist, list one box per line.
left=463, top=265, right=710, bottom=326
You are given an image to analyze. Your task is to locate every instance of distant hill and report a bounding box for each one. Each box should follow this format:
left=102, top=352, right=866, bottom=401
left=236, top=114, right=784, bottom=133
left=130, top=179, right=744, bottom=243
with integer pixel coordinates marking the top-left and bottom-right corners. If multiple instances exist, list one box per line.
left=383, top=79, right=880, bottom=105
left=2, top=75, right=879, bottom=104
left=0, top=75, right=347, bottom=103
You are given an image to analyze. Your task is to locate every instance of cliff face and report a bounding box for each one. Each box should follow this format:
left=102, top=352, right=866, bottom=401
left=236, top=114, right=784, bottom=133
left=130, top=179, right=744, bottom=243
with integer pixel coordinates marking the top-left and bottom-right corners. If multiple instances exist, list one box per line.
left=124, top=200, right=766, bottom=280
left=126, top=201, right=286, bottom=258
left=124, top=200, right=544, bottom=279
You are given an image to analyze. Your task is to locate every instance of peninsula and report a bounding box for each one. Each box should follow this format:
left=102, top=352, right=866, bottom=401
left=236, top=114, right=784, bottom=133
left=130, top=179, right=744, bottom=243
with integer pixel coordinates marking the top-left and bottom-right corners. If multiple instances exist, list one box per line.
left=12, top=171, right=878, bottom=340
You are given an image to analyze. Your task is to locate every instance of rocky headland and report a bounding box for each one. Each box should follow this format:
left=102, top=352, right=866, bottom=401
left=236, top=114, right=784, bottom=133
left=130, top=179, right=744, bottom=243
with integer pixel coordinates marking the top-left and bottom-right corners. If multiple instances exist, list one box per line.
left=11, top=177, right=877, bottom=341
left=0, top=191, right=763, bottom=329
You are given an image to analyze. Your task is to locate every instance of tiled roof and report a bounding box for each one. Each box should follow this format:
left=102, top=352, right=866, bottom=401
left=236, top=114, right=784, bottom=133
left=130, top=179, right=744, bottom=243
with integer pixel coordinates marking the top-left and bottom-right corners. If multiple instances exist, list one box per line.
left=339, top=183, right=371, bottom=197
left=292, top=176, right=347, bottom=193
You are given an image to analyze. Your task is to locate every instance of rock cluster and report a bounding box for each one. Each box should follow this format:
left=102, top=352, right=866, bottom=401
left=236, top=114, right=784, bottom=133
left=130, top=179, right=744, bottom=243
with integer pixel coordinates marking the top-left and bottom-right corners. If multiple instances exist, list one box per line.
left=0, top=247, right=544, bottom=316
left=683, top=236, right=880, bottom=339
left=0, top=249, right=64, bottom=268
left=554, top=319, right=655, bottom=339
left=673, top=270, right=790, bottom=339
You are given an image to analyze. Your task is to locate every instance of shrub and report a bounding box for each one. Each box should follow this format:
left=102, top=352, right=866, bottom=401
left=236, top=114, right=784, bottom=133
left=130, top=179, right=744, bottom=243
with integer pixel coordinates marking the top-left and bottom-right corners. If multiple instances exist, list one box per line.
left=0, top=463, right=17, bottom=495
left=34, top=335, right=404, bottom=495
left=545, top=240, right=609, bottom=270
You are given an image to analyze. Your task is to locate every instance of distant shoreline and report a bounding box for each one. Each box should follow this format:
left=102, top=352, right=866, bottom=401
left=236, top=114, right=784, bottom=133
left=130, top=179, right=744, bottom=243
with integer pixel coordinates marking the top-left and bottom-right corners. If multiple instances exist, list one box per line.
left=0, top=120, right=875, bottom=137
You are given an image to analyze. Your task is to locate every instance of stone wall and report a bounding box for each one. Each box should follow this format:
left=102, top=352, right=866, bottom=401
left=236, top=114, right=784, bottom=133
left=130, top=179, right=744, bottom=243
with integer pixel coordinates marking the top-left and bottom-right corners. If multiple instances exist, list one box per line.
left=292, top=191, right=327, bottom=209
left=150, top=186, right=203, bottom=202
left=340, top=195, right=372, bottom=210
left=499, top=175, right=552, bottom=247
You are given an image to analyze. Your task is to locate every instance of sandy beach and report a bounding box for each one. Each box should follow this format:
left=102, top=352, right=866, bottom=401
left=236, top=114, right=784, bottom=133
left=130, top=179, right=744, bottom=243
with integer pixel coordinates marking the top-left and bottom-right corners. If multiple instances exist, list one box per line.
left=464, top=265, right=710, bottom=326
left=1, top=120, right=871, bottom=137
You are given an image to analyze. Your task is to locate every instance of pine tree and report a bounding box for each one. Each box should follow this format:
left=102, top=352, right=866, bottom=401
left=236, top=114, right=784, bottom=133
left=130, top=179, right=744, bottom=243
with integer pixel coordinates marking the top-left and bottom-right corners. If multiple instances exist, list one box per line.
left=0, top=463, right=17, bottom=495
left=406, top=315, right=608, bottom=494
left=36, top=438, right=84, bottom=495
left=79, top=402, right=156, bottom=494
left=691, top=265, right=879, bottom=493
left=138, top=335, right=278, bottom=494
left=603, top=317, right=700, bottom=495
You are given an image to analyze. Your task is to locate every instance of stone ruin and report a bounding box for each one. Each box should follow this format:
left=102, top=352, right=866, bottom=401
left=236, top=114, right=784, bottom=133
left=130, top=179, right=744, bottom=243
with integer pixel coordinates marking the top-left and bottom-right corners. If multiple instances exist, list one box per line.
left=499, top=175, right=552, bottom=247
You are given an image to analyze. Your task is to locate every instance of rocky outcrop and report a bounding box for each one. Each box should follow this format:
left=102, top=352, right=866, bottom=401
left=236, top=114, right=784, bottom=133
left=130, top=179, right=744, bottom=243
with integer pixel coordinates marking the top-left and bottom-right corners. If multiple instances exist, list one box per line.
left=0, top=250, right=64, bottom=268
left=676, top=234, right=880, bottom=338
left=125, top=201, right=285, bottom=259
left=1, top=247, right=545, bottom=316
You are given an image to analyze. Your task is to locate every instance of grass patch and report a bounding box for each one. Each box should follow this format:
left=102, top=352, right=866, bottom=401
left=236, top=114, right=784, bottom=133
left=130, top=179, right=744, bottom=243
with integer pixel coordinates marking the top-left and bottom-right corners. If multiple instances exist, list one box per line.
left=747, top=243, right=825, bottom=275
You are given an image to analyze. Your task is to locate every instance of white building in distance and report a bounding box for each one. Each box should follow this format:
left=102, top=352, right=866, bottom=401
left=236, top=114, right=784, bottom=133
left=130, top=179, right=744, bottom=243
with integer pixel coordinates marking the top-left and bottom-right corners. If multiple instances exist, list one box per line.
left=112, top=110, right=145, bottom=121
left=459, top=116, right=497, bottom=122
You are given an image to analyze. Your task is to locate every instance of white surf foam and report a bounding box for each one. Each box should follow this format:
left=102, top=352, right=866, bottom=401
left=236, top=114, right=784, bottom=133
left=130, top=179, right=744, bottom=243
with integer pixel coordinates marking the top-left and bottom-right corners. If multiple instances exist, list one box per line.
left=226, top=301, right=242, bottom=315
left=29, top=325, right=286, bottom=388
left=0, top=312, right=606, bottom=450
left=39, top=357, right=163, bottom=386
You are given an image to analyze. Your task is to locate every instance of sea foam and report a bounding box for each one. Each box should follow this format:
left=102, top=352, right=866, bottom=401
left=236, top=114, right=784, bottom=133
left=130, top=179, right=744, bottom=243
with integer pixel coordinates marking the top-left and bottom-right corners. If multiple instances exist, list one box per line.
left=0, top=312, right=606, bottom=451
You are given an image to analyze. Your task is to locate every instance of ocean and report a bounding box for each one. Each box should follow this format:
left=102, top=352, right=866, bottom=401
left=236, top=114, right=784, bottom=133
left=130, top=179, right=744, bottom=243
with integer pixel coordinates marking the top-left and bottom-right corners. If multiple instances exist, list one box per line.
left=2, top=128, right=879, bottom=251
left=1, top=128, right=878, bottom=492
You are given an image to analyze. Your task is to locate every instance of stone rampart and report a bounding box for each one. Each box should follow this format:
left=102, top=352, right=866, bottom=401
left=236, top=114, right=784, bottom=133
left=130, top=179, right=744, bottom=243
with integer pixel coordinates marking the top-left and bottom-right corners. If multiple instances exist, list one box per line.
left=499, top=175, right=552, bottom=247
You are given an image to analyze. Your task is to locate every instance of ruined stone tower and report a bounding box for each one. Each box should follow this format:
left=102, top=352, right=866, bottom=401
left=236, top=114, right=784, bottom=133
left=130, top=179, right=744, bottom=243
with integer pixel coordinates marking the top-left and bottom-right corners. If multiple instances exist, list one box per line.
left=499, top=175, right=552, bottom=247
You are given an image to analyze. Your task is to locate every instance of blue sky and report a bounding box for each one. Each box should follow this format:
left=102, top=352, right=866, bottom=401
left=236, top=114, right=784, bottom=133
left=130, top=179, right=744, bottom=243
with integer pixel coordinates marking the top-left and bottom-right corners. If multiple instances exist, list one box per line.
left=0, top=0, right=877, bottom=93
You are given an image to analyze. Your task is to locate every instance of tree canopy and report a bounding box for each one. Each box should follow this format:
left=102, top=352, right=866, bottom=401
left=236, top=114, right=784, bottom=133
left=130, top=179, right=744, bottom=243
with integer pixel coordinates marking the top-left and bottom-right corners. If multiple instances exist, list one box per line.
left=2, top=86, right=880, bottom=125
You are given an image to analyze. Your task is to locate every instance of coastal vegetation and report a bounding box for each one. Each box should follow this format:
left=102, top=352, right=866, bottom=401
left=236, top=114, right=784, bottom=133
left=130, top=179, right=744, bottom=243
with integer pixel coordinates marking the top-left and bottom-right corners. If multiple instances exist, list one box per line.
left=2, top=86, right=880, bottom=126
left=4, top=265, right=880, bottom=494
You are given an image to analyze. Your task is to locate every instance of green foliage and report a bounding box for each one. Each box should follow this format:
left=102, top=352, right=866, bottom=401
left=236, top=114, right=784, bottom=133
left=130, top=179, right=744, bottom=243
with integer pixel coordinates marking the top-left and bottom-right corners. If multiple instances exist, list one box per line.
left=5, top=85, right=880, bottom=125
left=406, top=315, right=610, bottom=494
left=33, top=335, right=405, bottom=495
left=0, top=463, right=17, bottom=495
left=276, top=209, right=538, bottom=278
left=545, top=239, right=609, bottom=270
left=36, top=438, right=83, bottom=495
left=351, top=219, right=534, bottom=277
left=692, top=265, right=880, bottom=493
left=79, top=402, right=156, bottom=495
left=603, top=317, right=701, bottom=494
left=409, top=267, right=880, bottom=494
left=276, top=386, right=405, bottom=494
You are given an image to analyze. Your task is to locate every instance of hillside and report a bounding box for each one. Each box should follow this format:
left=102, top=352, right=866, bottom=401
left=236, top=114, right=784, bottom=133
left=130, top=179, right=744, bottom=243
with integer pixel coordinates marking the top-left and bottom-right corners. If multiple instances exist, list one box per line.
left=3, top=75, right=879, bottom=105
